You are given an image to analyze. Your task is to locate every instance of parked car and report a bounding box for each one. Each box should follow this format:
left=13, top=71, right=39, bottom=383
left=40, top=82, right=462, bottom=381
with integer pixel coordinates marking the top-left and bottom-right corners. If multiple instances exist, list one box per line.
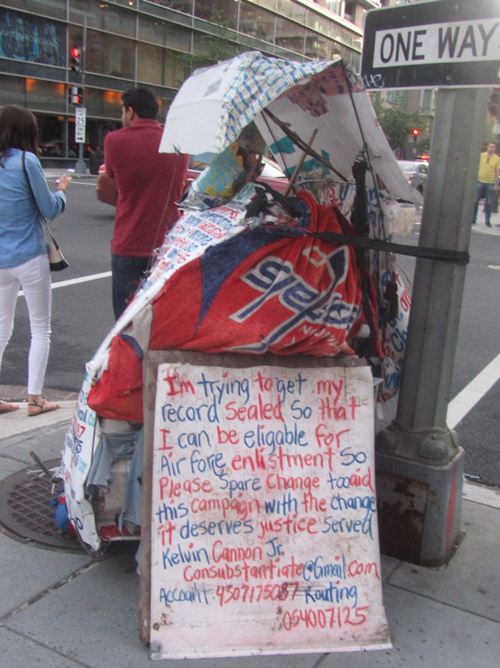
left=96, top=155, right=288, bottom=206
left=397, top=160, right=428, bottom=195
left=185, top=154, right=288, bottom=192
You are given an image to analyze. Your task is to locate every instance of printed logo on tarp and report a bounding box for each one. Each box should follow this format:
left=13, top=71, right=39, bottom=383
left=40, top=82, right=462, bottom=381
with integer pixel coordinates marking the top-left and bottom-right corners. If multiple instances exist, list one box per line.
left=229, top=249, right=359, bottom=352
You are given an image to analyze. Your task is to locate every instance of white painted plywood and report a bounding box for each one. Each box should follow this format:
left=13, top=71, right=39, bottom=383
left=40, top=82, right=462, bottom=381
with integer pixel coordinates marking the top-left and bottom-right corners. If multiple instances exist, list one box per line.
left=150, top=363, right=390, bottom=658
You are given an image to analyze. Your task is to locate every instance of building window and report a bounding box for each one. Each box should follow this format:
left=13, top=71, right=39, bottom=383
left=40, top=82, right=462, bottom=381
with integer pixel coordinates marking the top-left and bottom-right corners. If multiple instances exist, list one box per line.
left=0, top=73, right=26, bottom=106
left=304, top=29, right=329, bottom=60
left=350, top=50, right=360, bottom=72
left=306, top=11, right=331, bottom=37
left=324, top=0, right=342, bottom=15
left=276, top=0, right=307, bottom=24
left=26, top=77, right=66, bottom=112
left=194, top=0, right=237, bottom=29
left=328, top=20, right=355, bottom=48
left=144, top=0, right=194, bottom=14
left=86, top=30, right=135, bottom=79
left=103, top=89, right=123, bottom=118
left=250, top=0, right=277, bottom=11
left=98, top=4, right=136, bottom=38
left=138, top=16, right=191, bottom=52
left=239, top=2, right=274, bottom=42
left=137, top=42, right=164, bottom=85
left=275, top=16, right=304, bottom=55
left=2, top=0, right=66, bottom=21
left=421, top=88, right=435, bottom=111
left=0, top=8, right=66, bottom=67
left=69, top=0, right=136, bottom=36
left=387, top=89, right=409, bottom=106
left=192, top=31, right=235, bottom=62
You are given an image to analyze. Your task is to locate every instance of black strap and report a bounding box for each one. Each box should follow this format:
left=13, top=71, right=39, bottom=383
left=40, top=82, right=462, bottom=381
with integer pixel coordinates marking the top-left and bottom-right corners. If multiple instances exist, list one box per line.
left=22, top=151, right=55, bottom=241
left=311, top=231, right=470, bottom=265
left=21, top=151, right=42, bottom=214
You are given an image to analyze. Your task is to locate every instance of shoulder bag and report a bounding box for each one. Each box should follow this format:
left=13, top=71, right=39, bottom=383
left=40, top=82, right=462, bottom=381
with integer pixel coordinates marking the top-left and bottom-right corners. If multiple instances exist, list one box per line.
left=22, top=151, right=69, bottom=271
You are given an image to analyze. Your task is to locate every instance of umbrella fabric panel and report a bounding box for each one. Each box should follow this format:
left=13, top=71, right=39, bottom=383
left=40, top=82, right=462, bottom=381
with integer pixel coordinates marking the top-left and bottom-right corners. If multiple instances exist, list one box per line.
left=159, top=52, right=413, bottom=204
left=159, top=51, right=336, bottom=156
left=159, top=56, right=242, bottom=155
left=254, top=61, right=413, bottom=203
left=216, top=52, right=337, bottom=154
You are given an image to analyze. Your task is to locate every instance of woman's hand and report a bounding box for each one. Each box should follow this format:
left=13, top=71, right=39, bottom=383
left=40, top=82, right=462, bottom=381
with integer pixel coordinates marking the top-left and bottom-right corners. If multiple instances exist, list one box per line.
left=57, top=174, right=72, bottom=193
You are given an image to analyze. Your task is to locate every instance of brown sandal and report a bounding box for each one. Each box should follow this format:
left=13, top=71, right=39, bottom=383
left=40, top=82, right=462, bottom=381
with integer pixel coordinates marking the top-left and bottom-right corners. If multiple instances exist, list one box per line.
left=27, top=398, right=60, bottom=417
left=0, top=400, right=20, bottom=414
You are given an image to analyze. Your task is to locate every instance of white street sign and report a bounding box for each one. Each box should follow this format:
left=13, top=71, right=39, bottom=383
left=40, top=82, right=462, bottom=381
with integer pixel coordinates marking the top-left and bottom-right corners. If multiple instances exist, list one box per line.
left=75, top=107, right=86, bottom=125
left=362, top=0, right=500, bottom=89
left=75, top=124, right=85, bottom=143
left=75, top=106, right=86, bottom=143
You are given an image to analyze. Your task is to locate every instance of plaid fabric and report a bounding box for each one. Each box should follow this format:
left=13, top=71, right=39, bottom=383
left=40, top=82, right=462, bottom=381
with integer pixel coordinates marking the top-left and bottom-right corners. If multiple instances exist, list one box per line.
left=214, top=52, right=335, bottom=153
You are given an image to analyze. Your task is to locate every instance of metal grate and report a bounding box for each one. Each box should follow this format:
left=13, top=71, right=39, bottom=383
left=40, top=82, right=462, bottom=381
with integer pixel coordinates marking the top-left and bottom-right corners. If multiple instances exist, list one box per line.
left=0, top=459, right=84, bottom=552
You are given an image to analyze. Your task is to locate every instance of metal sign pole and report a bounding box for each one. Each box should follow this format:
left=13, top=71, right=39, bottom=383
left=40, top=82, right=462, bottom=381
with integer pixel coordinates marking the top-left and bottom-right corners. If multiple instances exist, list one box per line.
left=74, top=18, right=87, bottom=176
left=376, top=87, right=489, bottom=566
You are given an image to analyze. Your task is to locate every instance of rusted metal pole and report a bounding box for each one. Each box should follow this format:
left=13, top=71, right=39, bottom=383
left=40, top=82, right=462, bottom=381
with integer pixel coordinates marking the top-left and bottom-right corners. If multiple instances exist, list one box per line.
left=376, top=87, right=488, bottom=566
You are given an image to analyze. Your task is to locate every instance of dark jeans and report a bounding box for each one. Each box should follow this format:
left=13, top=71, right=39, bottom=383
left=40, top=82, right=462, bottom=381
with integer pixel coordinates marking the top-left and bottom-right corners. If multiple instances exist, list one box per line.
left=111, top=254, right=150, bottom=320
left=473, top=181, right=494, bottom=223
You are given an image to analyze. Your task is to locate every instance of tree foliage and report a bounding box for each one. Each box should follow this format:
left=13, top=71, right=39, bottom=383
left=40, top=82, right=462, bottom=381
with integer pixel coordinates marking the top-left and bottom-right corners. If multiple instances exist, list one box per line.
left=174, top=11, right=237, bottom=87
left=372, top=97, right=431, bottom=156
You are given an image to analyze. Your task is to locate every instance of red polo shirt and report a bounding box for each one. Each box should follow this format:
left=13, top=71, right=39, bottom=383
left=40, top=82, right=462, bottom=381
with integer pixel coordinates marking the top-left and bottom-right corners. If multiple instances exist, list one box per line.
left=104, top=119, right=189, bottom=257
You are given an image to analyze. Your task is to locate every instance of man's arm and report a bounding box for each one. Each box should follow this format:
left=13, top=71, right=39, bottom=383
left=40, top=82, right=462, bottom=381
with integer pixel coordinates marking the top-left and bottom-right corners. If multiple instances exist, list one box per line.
left=103, top=133, right=115, bottom=180
left=98, top=133, right=118, bottom=205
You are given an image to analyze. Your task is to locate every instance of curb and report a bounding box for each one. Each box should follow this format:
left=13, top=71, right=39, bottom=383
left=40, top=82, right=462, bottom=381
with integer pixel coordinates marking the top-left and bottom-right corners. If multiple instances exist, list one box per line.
left=0, top=400, right=76, bottom=441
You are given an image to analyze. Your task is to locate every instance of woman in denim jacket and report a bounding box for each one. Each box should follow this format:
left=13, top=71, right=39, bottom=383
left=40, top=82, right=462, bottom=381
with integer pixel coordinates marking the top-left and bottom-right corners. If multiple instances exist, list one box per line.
left=0, top=105, right=71, bottom=415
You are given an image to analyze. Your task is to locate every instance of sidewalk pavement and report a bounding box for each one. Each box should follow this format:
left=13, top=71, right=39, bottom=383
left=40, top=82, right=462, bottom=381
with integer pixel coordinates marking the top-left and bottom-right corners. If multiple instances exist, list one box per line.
left=1, top=388, right=499, bottom=667
left=471, top=206, right=500, bottom=233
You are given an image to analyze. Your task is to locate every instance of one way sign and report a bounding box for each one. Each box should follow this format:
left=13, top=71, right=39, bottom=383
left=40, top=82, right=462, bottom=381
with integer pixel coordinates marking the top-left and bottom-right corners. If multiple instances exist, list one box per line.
left=361, top=0, right=500, bottom=89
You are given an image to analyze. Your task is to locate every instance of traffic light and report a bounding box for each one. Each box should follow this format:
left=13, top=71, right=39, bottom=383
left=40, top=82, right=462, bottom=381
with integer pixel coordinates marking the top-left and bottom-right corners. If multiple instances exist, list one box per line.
left=70, top=47, right=81, bottom=74
left=412, top=128, right=420, bottom=143
left=68, top=86, right=83, bottom=105
left=488, top=89, right=500, bottom=119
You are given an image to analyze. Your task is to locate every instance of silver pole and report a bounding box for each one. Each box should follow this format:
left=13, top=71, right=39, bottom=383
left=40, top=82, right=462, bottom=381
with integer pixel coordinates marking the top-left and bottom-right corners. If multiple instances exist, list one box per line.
left=74, top=18, right=87, bottom=176
left=376, top=87, right=489, bottom=566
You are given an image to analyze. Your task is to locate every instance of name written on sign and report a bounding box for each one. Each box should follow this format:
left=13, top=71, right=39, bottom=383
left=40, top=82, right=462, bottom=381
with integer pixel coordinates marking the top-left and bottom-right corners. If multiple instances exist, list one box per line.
left=373, top=19, right=500, bottom=68
left=149, top=363, right=391, bottom=658
left=153, top=365, right=377, bottom=593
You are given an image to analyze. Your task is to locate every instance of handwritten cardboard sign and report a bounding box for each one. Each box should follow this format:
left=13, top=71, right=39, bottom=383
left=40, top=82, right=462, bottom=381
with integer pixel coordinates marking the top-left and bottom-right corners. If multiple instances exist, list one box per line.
left=150, top=362, right=390, bottom=658
left=62, top=371, right=101, bottom=551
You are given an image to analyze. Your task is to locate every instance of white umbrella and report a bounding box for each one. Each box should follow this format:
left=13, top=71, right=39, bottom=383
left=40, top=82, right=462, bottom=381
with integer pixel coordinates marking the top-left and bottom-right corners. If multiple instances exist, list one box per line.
left=160, top=51, right=414, bottom=202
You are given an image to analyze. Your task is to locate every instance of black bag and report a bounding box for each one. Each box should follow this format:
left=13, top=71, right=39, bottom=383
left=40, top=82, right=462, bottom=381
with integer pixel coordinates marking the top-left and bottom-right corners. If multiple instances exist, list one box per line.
left=43, top=222, right=69, bottom=271
left=22, top=152, right=69, bottom=271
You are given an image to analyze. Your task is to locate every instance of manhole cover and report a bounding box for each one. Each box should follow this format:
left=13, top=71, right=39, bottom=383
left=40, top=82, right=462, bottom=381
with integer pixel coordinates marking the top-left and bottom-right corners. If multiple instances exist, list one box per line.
left=0, top=459, right=84, bottom=552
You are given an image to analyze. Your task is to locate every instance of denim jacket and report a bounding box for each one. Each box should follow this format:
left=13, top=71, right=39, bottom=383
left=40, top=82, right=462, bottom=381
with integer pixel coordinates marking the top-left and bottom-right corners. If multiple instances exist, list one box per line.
left=0, top=148, right=66, bottom=269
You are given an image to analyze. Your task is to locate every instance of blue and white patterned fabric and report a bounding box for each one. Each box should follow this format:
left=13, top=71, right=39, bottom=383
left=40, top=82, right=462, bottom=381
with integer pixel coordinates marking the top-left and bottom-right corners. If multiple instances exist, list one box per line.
left=214, top=51, right=335, bottom=153
left=159, top=50, right=414, bottom=204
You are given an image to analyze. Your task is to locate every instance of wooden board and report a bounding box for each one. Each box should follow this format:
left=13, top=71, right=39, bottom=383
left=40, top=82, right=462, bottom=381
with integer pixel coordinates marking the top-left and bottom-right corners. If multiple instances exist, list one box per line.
left=140, top=352, right=390, bottom=656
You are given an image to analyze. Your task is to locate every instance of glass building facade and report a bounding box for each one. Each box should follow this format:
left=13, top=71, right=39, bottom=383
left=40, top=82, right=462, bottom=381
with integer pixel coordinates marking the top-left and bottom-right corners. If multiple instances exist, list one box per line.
left=0, top=0, right=369, bottom=163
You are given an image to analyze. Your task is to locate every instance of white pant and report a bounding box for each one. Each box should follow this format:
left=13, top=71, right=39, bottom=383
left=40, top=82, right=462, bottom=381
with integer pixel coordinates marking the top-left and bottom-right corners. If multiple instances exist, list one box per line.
left=0, top=254, right=52, bottom=395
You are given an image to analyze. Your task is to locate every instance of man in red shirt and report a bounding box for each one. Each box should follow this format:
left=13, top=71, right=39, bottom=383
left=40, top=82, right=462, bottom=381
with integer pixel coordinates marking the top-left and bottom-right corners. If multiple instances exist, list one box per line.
left=104, top=87, right=189, bottom=319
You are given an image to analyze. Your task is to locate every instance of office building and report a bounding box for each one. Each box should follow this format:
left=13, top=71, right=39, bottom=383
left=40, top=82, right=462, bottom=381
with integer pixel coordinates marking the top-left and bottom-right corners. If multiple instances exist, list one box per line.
left=0, top=0, right=381, bottom=161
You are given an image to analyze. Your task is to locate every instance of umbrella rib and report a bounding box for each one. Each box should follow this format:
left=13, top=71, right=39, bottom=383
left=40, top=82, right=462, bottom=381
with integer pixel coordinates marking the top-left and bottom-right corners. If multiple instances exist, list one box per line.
left=261, top=110, right=292, bottom=179
left=340, top=60, right=387, bottom=241
left=262, top=108, right=348, bottom=182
